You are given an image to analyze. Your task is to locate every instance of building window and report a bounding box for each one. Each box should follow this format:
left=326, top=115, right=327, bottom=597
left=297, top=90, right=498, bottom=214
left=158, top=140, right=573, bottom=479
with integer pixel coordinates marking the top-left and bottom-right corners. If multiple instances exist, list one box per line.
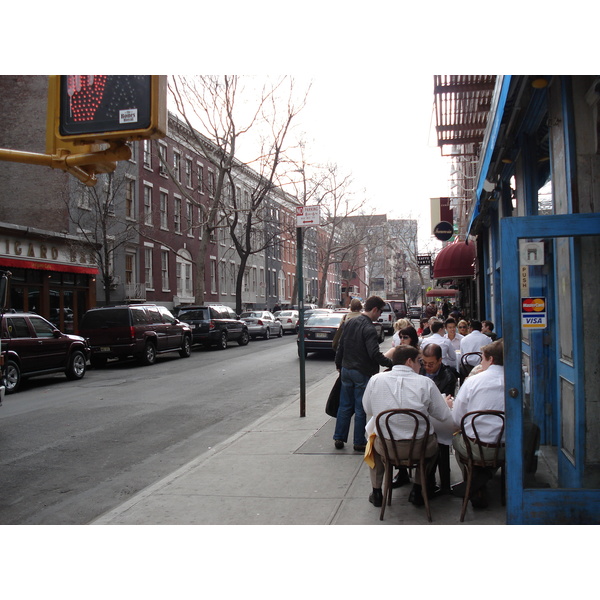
left=160, top=190, right=168, bottom=230
left=208, top=170, right=215, bottom=197
left=210, top=257, right=217, bottom=294
left=174, top=152, right=181, bottom=182
left=143, top=140, right=151, bottom=169
left=144, top=246, right=154, bottom=290
left=125, top=178, right=136, bottom=220
left=186, top=200, right=193, bottom=237
left=158, top=143, right=167, bottom=176
left=220, top=260, right=227, bottom=295
left=161, top=249, right=169, bottom=291
left=197, top=163, right=204, bottom=194
left=125, top=253, right=135, bottom=285
left=143, top=184, right=153, bottom=226
left=229, top=261, right=236, bottom=295
left=174, top=196, right=181, bottom=233
left=185, top=158, right=193, bottom=187
left=259, top=268, right=265, bottom=297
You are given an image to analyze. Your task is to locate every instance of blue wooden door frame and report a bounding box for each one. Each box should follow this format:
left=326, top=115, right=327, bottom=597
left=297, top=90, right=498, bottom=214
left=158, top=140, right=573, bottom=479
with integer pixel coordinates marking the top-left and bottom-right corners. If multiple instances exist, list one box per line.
left=501, top=213, right=600, bottom=524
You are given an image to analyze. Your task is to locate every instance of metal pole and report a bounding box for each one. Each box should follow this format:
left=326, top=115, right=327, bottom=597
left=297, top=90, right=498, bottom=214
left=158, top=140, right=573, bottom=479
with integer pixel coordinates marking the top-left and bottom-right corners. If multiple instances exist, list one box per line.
left=297, top=226, right=306, bottom=417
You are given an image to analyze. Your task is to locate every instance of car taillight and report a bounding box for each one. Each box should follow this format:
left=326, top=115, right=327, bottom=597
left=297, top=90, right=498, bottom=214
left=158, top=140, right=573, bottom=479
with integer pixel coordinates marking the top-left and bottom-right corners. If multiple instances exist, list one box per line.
left=257, top=319, right=263, bottom=325
left=209, top=320, right=215, bottom=330
left=130, top=326, right=135, bottom=339
left=286, top=318, right=292, bottom=323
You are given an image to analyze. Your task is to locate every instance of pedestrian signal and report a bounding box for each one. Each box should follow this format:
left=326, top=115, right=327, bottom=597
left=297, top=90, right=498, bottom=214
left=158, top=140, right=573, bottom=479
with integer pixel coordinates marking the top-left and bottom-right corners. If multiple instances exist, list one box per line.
left=52, top=75, right=167, bottom=143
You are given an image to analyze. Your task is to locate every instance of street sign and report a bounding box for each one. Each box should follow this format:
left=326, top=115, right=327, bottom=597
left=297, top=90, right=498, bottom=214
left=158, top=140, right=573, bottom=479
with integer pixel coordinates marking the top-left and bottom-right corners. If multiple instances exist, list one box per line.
left=296, top=205, right=320, bottom=227
left=417, top=254, right=431, bottom=266
left=433, top=221, right=454, bottom=241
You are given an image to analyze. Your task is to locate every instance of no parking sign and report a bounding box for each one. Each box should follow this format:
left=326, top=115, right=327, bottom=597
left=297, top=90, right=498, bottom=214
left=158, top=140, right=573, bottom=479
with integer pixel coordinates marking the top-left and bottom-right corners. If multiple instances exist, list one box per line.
left=521, top=297, right=547, bottom=329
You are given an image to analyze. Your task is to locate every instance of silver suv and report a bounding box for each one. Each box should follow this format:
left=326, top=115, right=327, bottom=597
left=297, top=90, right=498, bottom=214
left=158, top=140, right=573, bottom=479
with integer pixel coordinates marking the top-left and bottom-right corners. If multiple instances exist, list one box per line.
left=377, top=301, right=396, bottom=335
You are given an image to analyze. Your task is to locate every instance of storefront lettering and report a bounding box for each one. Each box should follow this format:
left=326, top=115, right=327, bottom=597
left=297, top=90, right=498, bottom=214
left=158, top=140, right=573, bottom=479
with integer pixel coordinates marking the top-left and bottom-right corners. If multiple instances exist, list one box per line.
left=2, top=238, right=61, bottom=261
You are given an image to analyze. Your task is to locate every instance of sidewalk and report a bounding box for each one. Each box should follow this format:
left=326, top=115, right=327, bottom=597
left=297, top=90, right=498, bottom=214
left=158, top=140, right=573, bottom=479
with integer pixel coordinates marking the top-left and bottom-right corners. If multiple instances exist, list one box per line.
left=92, top=370, right=506, bottom=525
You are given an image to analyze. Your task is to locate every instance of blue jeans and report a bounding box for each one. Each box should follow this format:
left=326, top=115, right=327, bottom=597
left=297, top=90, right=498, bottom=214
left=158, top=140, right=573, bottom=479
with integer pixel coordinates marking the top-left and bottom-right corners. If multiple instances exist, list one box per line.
left=333, top=367, right=370, bottom=446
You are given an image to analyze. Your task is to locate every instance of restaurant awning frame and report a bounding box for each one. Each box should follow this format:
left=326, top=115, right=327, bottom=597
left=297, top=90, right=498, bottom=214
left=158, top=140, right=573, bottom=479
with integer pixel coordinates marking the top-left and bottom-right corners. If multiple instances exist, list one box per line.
left=426, top=289, right=458, bottom=298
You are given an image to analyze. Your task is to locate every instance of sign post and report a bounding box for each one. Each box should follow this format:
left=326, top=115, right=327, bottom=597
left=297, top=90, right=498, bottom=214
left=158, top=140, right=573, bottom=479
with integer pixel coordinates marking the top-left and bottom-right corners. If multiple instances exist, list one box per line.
left=296, top=206, right=320, bottom=417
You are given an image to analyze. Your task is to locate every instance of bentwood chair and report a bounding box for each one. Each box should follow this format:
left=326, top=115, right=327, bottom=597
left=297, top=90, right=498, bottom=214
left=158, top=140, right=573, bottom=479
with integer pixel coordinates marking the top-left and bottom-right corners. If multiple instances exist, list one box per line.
left=375, top=409, right=433, bottom=522
left=459, top=351, right=482, bottom=381
left=457, top=410, right=506, bottom=522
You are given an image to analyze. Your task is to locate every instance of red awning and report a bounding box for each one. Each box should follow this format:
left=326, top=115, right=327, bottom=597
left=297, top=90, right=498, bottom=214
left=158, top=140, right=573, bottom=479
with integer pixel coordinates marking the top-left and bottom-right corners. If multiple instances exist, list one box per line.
left=433, top=240, right=476, bottom=279
left=426, top=289, right=458, bottom=298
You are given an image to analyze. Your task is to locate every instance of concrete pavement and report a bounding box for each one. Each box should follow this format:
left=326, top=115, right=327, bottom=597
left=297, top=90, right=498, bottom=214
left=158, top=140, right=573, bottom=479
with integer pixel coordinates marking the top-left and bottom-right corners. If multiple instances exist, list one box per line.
left=92, top=366, right=506, bottom=525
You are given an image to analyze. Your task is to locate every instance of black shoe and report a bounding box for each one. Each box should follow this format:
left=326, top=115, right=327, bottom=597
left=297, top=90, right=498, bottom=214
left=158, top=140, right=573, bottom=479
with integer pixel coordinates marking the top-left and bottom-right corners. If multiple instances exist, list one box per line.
left=369, top=488, right=383, bottom=507
left=470, top=486, right=489, bottom=509
left=408, top=484, right=425, bottom=507
left=392, top=469, right=411, bottom=489
left=353, top=444, right=366, bottom=452
left=334, top=439, right=344, bottom=449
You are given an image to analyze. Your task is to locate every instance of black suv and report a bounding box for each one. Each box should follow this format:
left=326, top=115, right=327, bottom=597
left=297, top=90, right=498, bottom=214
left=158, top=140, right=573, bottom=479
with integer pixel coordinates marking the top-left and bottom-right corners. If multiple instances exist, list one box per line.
left=177, top=305, right=249, bottom=350
left=79, top=304, right=192, bottom=367
left=1, top=312, right=90, bottom=394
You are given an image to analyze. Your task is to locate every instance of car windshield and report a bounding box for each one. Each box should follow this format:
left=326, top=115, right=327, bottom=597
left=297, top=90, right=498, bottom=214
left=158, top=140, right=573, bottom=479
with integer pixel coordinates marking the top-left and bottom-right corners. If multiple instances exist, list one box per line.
left=306, top=314, right=344, bottom=326
left=240, top=312, right=262, bottom=318
left=179, top=309, right=209, bottom=320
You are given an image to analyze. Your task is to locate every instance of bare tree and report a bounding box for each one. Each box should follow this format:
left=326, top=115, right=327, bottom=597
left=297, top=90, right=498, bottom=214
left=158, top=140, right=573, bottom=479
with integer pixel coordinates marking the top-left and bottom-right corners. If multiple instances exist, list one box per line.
left=168, top=75, right=309, bottom=312
left=67, top=170, right=137, bottom=305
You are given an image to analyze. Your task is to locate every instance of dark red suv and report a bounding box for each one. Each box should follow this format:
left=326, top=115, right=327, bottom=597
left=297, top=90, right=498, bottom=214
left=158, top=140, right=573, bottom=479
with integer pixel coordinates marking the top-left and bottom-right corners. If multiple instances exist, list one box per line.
left=79, top=304, right=192, bottom=368
left=1, top=312, right=91, bottom=394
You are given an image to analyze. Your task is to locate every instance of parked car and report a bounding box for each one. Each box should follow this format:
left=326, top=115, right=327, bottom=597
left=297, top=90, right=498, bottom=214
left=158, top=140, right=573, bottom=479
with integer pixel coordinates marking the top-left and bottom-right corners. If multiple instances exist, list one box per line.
left=274, top=309, right=300, bottom=334
left=1, top=312, right=90, bottom=394
left=302, top=308, right=332, bottom=322
left=377, top=301, right=396, bottom=335
left=408, top=305, right=422, bottom=319
left=177, top=305, right=249, bottom=349
left=79, top=304, right=192, bottom=367
left=387, top=300, right=407, bottom=319
left=239, top=311, right=283, bottom=339
left=297, top=311, right=346, bottom=357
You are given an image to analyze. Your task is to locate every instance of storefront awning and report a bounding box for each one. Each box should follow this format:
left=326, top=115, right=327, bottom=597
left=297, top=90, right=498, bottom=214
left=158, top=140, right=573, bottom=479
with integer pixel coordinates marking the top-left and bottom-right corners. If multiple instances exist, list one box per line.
left=426, top=288, right=458, bottom=298
left=433, top=240, right=476, bottom=279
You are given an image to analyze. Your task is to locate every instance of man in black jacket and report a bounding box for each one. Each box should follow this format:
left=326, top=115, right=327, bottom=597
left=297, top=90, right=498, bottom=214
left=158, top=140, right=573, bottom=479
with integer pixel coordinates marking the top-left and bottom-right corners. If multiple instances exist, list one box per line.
left=333, top=296, right=393, bottom=451
left=420, top=343, right=457, bottom=495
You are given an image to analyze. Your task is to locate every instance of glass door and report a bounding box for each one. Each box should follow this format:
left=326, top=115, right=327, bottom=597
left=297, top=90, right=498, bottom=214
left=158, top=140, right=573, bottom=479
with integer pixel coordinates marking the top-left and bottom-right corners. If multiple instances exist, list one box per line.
left=500, top=213, right=600, bottom=524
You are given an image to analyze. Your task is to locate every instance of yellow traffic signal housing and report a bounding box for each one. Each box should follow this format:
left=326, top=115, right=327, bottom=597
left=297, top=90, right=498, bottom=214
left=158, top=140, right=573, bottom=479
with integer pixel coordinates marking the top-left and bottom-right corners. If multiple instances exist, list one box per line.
left=48, top=75, right=167, bottom=146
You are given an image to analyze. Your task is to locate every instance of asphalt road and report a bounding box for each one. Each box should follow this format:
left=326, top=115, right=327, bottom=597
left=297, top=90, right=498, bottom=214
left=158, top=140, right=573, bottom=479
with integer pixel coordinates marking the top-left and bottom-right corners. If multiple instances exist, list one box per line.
left=0, top=333, right=338, bottom=524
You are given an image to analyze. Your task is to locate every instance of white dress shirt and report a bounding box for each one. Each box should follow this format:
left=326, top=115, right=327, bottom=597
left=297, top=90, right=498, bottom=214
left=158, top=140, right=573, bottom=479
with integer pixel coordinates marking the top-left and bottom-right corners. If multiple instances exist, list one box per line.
left=452, top=364, right=505, bottom=442
left=362, top=365, right=453, bottom=441
left=459, top=330, right=491, bottom=366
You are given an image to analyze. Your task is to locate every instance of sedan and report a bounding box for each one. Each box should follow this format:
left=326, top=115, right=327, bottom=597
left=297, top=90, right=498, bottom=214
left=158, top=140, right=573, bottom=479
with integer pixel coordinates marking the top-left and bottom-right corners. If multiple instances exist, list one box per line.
left=239, top=311, right=283, bottom=339
left=274, top=310, right=300, bottom=334
left=408, top=306, right=422, bottom=320
left=1, top=312, right=90, bottom=394
left=297, top=312, right=345, bottom=357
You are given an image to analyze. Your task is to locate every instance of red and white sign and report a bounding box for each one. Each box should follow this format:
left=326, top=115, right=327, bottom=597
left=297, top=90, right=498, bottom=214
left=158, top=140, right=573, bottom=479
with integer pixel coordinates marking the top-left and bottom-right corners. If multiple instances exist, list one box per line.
left=296, top=205, right=320, bottom=227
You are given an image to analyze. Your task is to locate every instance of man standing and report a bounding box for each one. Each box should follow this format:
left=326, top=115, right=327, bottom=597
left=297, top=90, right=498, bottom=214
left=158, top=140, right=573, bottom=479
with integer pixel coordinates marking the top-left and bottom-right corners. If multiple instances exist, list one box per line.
left=444, top=317, right=463, bottom=357
left=362, top=345, right=453, bottom=508
left=452, top=340, right=505, bottom=507
left=420, top=343, right=457, bottom=495
left=334, top=296, right=393, bottom=452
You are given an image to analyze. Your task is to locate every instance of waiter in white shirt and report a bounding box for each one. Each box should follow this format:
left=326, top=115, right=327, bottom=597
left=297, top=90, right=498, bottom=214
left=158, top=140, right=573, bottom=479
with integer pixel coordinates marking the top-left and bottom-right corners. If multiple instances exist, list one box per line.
left=459, top=320, right=491, bottom=368
left=421, top=321, right=457, bottom=372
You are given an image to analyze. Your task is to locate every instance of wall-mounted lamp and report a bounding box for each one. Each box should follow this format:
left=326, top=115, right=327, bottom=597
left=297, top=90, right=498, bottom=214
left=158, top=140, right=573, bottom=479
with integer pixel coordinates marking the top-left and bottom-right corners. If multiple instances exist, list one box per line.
left=531, top=77, right=549, bottom=89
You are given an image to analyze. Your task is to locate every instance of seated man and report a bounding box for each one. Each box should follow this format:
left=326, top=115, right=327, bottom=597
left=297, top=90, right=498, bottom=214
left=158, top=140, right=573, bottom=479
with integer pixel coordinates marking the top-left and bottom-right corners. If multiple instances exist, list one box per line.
left=420, top=343, right=458, bottom=495
left=362, top=345, right=453, bottom=508
left=452, top=339, right=505, bottom=507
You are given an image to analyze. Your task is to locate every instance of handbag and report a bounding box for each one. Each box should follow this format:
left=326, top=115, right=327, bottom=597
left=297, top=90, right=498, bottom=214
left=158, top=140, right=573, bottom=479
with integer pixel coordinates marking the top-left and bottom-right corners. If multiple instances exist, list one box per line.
left=325, top=375, right=342, bottom=417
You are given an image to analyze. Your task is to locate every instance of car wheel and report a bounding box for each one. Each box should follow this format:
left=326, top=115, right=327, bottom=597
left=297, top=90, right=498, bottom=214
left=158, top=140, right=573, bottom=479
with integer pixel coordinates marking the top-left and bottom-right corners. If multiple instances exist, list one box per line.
left=238, top=330, right=249, bottom=346
left=140, top=341, right=157, bottom=365
left=66, top=350, right=87, bottom=380
left=179, top=335, right=192, bottom=358
left=4, top=359, right=21, bottom=394
left=217, top=330, right=228, bottom=350
left=277, top=326, right=283, bottom=338
left=264, top=328, right=270, bottom=340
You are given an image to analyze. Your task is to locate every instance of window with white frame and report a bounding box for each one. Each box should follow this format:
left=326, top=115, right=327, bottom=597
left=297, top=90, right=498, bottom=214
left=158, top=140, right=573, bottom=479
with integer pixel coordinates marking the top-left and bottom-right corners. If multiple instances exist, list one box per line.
left=125, top=252, right=135, bottom=285
left=125, top=177, right=136, bottom=220
left=143, top=140, right=151, bottom=168
left=185, top=158, right=193, bottom=188
left=208, top=170, right=215, bottom=197
left=186, top=200, right=193, bottom=237
left=252, top=267, right=257, bottom=293
left=160, top=190, right=168, bottom=230
left=158, top=143, right=167, bottom=176
left=229, top=261, right=236, bottom=295
left=144, top=245, right=154, bottom=290
left=173, top=152, right=181, bottom=182
left=143, top=184, right=153, bottom=226
left=176, top=249, right=193, bottom=298
left=210, top=257, right=217, bottom=294
left=197, top=163, right=204, bottom=194
left=259, top=268, right=265, bottom=297
left=161, top=249, right=170, bottom=291
left=174, top=196, right=181, bottom=233
left=220, top=260, right=227, bottom=295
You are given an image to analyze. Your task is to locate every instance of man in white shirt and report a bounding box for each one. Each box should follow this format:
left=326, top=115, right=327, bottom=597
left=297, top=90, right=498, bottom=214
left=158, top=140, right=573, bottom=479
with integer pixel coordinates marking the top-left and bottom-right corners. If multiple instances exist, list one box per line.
left=421, top=321, right=456, bottom=372
left=452, top=339, right=505, bottom=507
left=459, top=320, right=491, bottom=370
left=362, top=345, right=453, bottom=508
left=444, top=317, right=463, bottom=355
